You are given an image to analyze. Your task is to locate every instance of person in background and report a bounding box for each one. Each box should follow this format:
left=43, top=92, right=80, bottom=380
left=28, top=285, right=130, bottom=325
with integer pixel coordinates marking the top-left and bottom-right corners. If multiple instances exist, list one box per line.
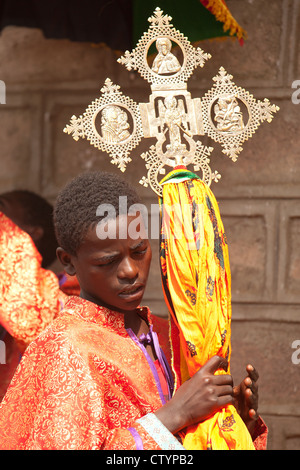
left=0, top=190, right=79, bottom=401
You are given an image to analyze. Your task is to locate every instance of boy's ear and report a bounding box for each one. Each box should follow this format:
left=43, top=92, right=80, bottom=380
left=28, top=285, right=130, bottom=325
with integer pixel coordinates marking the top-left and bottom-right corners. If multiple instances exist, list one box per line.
left=56, top=247, right=76, bottom=276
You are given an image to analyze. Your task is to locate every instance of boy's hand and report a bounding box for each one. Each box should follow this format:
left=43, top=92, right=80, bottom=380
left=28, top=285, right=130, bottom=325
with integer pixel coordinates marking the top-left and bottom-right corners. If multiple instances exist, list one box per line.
left=155, top=355, right=234, bottom=434
left=233, top=364, right=259, bottom=436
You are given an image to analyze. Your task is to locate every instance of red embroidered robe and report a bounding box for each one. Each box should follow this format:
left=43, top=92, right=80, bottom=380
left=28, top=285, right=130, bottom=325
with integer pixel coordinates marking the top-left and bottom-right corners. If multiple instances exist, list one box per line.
left=0, top=212, right=81, bottom=401
left=0, top=296, right=179, bottom=450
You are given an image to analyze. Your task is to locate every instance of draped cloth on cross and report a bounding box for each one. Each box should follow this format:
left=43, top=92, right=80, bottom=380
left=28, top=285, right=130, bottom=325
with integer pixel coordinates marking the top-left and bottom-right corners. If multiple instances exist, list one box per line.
left=159, top=168, right=254, bottom=450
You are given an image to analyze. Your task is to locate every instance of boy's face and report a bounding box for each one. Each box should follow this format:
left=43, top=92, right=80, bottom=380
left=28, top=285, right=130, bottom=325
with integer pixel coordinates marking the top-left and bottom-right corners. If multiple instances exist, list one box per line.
left=60, top=214, right=152, bottom=315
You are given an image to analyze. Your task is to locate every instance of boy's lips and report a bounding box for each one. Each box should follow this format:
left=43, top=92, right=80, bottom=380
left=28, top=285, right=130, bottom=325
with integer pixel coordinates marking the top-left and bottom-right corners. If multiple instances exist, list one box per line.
left=118, top=284, right=145, bottom=301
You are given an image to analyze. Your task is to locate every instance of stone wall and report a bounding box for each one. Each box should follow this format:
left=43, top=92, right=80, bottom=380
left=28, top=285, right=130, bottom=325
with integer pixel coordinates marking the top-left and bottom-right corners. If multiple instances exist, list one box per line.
left=0, top=0, right=299, bottom=449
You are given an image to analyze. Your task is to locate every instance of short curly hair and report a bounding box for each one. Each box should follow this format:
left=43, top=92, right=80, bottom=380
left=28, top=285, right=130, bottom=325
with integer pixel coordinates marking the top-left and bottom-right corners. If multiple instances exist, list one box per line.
left=53, top=171, right=142, bottom=255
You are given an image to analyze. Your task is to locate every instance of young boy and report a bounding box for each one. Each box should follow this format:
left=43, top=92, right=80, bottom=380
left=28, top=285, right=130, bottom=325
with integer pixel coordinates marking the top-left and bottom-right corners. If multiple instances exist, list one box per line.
left=0, top=172, right=265, bottom=450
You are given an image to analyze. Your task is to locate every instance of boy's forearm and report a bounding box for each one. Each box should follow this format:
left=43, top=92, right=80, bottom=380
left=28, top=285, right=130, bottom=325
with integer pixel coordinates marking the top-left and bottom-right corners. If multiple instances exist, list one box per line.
left=154, top=401, right=185, bottom=435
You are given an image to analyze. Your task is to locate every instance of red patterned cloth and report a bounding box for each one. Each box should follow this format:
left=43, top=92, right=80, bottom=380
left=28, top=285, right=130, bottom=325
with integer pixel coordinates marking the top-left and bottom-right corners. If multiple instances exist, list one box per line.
left=251, top=417, right=268, bottom=450
left=0, top=212, right=76, bottom=401
left=0, top=296, right=180, bottom=450
left=0, top=212, right=63, bottom=349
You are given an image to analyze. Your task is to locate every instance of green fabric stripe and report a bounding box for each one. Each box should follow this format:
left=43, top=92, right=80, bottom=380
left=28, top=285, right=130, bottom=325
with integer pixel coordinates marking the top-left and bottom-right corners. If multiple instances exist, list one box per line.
left=160, top=169, right=201, bottom=185
left=133, top=0, right=229, bottom=45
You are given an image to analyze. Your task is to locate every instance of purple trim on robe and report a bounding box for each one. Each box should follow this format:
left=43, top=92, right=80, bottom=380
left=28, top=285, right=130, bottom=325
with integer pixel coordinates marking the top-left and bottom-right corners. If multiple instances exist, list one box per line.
left=150, top=328, right=174, bottom=398
left=128, top=427, right=144, bottom=450
left=126, top=327, right=167, bottom=405
left=57, top=272, right=67, bottom=287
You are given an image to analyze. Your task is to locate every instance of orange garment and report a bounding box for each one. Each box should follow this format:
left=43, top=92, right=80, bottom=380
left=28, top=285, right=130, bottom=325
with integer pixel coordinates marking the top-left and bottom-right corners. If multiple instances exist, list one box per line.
left=0, top=212, right=63, bottom=350
left=0, top=212, right=80, bottom=401
left=160, top=168, right=255, bottom=450
left=0, top=296, right=182, bottom=450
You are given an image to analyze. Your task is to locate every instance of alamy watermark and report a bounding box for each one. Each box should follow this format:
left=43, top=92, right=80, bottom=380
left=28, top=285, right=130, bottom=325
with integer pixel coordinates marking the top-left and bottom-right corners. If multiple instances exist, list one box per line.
left=0, top=80, right=5, bottom=104
left=95, top=196, right=205, bottom=249
left=291, top=80, right=300, bottom=104
left=291, top=340, right=300, bottom=365
left=0, top=340, right=6, bottom=364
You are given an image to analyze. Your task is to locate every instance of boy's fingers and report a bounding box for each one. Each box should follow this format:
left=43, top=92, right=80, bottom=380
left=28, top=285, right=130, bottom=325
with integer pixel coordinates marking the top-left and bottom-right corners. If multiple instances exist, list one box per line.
left=217, top=384, right=234, bottom=397
left=248, top=408, right=259, bottom=421
left=246, top=364, right=259, bottom=382
left=201, top=355, right=229, bottom=375
left=244, top=377, right=256, bottom=391
left=217, top=394, right=235, bottom=408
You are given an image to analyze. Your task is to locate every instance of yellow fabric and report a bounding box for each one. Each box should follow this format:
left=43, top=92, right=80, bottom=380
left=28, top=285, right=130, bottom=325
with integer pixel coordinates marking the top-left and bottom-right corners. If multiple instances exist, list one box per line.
left=160, top=171, right=254, bottom=450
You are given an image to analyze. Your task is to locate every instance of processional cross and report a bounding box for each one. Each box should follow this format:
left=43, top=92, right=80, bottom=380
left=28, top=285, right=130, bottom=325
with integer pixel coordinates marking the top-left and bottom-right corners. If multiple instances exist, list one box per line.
left=64, top=7, right=279, bottom=196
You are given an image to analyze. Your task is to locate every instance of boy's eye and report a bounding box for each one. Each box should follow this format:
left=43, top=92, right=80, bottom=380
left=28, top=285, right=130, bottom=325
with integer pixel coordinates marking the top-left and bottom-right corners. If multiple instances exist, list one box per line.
left=96, top=257, right=117, bottom=266
left=134, top=247, right=148, bottom=255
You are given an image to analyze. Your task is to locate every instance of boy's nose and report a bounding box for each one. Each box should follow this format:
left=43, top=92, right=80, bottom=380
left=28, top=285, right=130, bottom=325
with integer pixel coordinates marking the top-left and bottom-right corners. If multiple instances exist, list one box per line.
left=117, top=257, right=138, bottom=281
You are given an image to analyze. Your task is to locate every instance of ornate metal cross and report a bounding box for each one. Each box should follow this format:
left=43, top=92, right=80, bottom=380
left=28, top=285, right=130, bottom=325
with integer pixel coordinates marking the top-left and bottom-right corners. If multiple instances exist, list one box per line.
left=64, top=7, right=279, bottom=196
